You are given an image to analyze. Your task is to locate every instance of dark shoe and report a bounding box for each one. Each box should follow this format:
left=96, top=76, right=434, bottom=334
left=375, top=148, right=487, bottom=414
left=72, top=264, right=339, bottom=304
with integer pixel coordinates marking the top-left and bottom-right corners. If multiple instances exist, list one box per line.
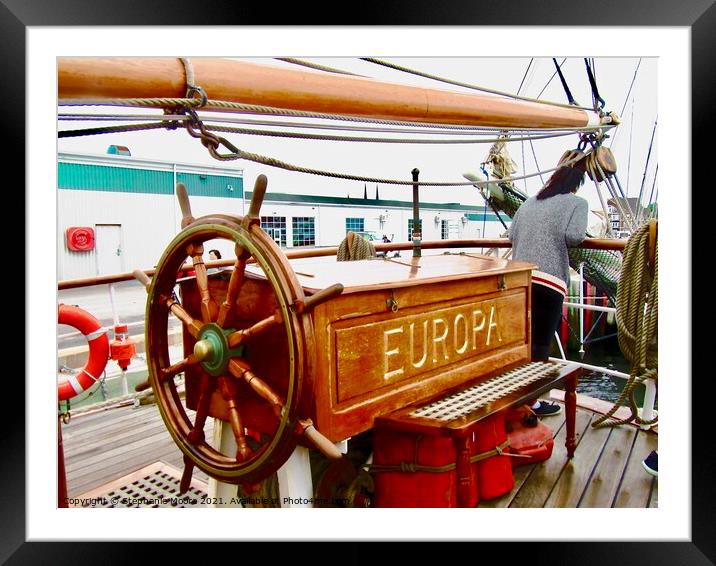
left=523, top=412, right=539, bottom=428
left=532, top=400, right=563, bottom=417
left=642, top=450, right=658, bottom=477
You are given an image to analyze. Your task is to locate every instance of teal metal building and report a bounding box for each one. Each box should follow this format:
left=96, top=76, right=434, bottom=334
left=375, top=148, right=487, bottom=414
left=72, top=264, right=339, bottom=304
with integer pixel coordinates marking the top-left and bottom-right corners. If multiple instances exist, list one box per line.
left=58, top=151, right=503, bottom=280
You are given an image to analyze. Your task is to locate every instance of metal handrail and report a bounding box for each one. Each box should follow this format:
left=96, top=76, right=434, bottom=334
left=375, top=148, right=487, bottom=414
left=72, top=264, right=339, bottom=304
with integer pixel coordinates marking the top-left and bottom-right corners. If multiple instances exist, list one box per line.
left=57, top=237, right=626, bottom=290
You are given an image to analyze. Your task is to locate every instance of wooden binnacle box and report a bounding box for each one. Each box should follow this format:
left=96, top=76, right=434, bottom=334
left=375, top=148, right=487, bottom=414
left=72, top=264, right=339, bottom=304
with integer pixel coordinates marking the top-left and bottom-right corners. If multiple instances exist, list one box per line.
left=180, top=252, right=536, bottom=443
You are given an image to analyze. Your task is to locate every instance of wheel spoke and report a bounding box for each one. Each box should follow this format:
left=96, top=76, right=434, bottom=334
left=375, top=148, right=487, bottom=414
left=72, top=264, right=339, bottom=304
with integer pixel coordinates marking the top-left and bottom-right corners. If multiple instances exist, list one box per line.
left=228, top=359, right=284, bottom=419
left=162, top=293, right=203, bottom=338
left=187, top=243, right=218, bottom=323
left=296, top=419, right=343, bottom=460
left=179, top=454, right=195, bottom=495
left=179, top=376, right=214, bottom=495
left=216, top=245, right=250, bottom=328
left=160, top=353, right=200, bottom=381
left=217, top=376, right=252, bottom=461
left=293, top=283, right=344, bottom=314
left=226, top=310, right=282, bottom=349
left=176, top=183, right=195, bottom=228
left=188, top=374, right=213, bottom=445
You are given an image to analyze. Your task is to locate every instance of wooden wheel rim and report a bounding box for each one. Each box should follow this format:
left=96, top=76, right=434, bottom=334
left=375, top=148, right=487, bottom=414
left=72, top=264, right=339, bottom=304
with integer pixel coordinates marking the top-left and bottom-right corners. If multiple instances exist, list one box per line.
left=145, top=216, right=310, bottom=483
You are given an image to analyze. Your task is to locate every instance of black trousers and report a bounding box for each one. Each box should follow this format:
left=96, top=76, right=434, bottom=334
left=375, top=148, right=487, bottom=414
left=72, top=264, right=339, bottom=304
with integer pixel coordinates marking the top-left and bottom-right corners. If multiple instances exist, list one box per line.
left=531, top=283, right=565, bottom=361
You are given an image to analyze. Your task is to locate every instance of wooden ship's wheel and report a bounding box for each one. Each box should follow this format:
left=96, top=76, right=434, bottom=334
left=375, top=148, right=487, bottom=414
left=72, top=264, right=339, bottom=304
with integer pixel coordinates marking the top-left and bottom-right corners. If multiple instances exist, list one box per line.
left=134, top=175, right=343, bottom=492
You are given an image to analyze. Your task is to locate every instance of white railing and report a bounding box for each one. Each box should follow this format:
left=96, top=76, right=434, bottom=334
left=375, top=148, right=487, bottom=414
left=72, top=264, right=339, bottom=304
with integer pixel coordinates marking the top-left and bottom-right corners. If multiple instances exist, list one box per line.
left=555, top=289, right=657, bottom=430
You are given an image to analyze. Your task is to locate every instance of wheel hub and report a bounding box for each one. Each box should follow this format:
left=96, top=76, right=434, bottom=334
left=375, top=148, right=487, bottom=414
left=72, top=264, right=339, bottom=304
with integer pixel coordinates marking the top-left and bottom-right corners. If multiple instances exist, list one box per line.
left=194, top=323, right=244, bottom=376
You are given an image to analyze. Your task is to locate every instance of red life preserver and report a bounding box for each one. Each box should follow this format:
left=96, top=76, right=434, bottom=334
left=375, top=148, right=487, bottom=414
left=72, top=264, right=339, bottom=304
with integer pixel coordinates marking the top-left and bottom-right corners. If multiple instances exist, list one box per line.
left=58, top=304, right=110, bottom=402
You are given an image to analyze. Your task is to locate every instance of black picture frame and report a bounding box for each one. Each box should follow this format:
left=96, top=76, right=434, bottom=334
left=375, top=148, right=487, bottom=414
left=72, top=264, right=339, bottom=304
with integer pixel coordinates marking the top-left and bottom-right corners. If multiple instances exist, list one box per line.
left=12, top=0, right=710, bottom=562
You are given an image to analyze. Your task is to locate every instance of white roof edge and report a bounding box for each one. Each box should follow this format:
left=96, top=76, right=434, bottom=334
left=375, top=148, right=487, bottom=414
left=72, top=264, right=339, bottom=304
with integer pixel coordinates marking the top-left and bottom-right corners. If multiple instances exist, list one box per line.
left=57, top=151, right=244, bottom=177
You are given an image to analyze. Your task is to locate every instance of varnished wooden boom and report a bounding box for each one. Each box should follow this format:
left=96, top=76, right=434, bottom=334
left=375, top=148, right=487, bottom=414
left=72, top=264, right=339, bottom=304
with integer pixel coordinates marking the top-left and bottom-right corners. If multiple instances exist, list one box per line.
left=58, top=58, right=594, bottom=129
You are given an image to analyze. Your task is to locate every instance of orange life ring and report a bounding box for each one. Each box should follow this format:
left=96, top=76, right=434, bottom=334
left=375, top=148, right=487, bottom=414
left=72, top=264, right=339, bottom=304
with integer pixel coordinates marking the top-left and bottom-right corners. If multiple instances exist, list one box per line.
left=58, top=304, right=110, bottom=402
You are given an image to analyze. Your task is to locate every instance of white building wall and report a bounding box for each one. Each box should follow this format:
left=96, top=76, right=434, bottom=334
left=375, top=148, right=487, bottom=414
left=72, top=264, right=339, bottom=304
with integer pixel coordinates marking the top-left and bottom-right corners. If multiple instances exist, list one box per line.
left=58, top=190, right=176, bottom=280
left=58, top=189, right=504, bottom=280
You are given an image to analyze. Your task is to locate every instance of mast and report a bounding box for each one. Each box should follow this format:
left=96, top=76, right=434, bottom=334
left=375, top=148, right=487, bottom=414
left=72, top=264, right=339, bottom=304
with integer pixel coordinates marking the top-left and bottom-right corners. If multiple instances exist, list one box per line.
left=58, top=58, right=606, bottom=130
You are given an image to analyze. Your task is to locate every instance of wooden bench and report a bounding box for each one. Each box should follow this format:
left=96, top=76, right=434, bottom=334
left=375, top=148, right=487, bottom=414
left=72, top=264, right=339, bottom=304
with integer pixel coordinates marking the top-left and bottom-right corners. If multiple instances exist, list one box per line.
left=374, top=360, right=581, bottom=507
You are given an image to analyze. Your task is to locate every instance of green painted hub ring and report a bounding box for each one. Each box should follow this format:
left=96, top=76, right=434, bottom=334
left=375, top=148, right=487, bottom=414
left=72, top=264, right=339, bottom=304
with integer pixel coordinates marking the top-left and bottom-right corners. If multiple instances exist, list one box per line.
left=196, top=323, right=245, bottom=376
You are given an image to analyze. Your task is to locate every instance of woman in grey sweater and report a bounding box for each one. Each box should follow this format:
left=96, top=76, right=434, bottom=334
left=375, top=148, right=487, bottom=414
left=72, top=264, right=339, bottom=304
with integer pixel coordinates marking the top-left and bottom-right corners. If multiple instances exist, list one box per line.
left=508, top=163, right=588, bottom=416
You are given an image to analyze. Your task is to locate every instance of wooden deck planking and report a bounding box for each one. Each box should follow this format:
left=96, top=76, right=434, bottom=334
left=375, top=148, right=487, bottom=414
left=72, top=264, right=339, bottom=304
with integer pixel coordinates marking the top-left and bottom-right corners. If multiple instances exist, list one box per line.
left=64, top=418, right=175, bottom=460
left=577, top=424, right=637, bottom=508
left=649, top=480, right=658, bottom=508
left=477, top=417, right=571, bottom=509
left=613, top=428, right=658, bottom=508
left=504, top=408, right=593, bottom=508
left=541, top=411, right=612, bottom=508
left=65, top=425, right=192, bottom=475
left=62, top=400, right=657, bottom=507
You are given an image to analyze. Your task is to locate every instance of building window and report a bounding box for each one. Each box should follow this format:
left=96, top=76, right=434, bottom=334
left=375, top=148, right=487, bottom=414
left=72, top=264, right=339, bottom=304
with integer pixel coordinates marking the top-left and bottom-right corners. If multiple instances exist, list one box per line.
left=292, top=217, right=315, bottom=247
left=408, top=219, right=423, bottom=241
left=441, top=219, right=450, bottom=240
left=261, top=216, right=286, bottom=247
left=608, top=206, right=621, bottom=231
left=345, top=217, right=364, bottom=234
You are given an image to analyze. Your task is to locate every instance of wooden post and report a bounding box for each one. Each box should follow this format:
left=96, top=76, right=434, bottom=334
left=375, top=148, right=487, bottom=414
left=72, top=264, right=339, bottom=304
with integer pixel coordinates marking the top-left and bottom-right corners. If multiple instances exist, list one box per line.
left=565, top=370, right=579, bottom=458
left=58, top=418, right=68, bottom=508
left=411, top=168, right=421, bottom=258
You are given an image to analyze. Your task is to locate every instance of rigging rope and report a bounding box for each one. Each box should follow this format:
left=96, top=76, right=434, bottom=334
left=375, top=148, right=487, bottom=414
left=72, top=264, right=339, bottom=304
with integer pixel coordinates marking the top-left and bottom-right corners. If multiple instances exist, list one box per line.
left=360, top=57, right=596, bottom=112
left=647, top=164, right=658, bottom=212
left=57, top=96, right=594, bottom=186
left=608, top=58, right=641, bottom=149
left=584, top=58, right=606, bottom=111
left=528, top=138, right=545, bottom=186
left=516, top=60, right=533, bottom=195
left=218, top=145, right=586, bottom=187
left=59, top=97, right=610, bottom=134
left=536, top=58, right=567, bottom=100
left=204, top=124, right=577, bottom=145
left=59, top=118, right=580, bottom=145
left=58, top=112, right=608, bottom=136
left=58, top=121, right=177, bottom=138
left=592, top=221, right=658, bottom=428
left=635, top=117, right=658, bottom=225
left=515, top=58, right=534, bottom=98
left=274, top=57, right=364, bottom=76
left=553, top=57, right=577, bottom=106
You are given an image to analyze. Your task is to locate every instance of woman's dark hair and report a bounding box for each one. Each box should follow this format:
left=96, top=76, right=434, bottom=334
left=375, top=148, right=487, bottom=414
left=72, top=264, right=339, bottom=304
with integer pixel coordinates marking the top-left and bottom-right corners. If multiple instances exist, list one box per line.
left=208, top=249, right=222, bottom=259
left=536, top=166, right=586, bottom=200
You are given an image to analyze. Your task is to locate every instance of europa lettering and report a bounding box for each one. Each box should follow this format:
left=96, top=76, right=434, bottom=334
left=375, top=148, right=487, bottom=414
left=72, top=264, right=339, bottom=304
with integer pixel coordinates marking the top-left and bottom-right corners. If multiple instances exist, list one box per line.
left=383, top=304, right=502, bottom=380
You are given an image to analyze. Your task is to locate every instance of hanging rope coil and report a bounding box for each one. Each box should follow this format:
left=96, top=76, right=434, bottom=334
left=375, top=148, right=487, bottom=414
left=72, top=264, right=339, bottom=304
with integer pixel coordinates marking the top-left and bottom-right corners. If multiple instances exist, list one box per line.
left=592, top=221, right=657, bottom=428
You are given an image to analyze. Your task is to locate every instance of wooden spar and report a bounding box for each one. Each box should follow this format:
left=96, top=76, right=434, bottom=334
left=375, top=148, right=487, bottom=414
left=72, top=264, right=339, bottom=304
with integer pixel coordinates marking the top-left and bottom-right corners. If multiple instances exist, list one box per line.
left=57, top=58, right=598, bottom=129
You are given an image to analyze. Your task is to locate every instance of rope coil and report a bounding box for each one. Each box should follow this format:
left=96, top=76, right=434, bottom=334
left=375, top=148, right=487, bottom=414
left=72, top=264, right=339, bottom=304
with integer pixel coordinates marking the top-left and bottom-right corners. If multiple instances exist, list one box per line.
left=592, top=221, right=657, bottom=428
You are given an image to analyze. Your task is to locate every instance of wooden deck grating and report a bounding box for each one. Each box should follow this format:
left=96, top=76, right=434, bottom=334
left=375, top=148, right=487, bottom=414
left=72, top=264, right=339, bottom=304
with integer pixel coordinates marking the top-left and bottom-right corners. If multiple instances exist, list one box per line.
left=61, top=399, right=657, bottom=508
